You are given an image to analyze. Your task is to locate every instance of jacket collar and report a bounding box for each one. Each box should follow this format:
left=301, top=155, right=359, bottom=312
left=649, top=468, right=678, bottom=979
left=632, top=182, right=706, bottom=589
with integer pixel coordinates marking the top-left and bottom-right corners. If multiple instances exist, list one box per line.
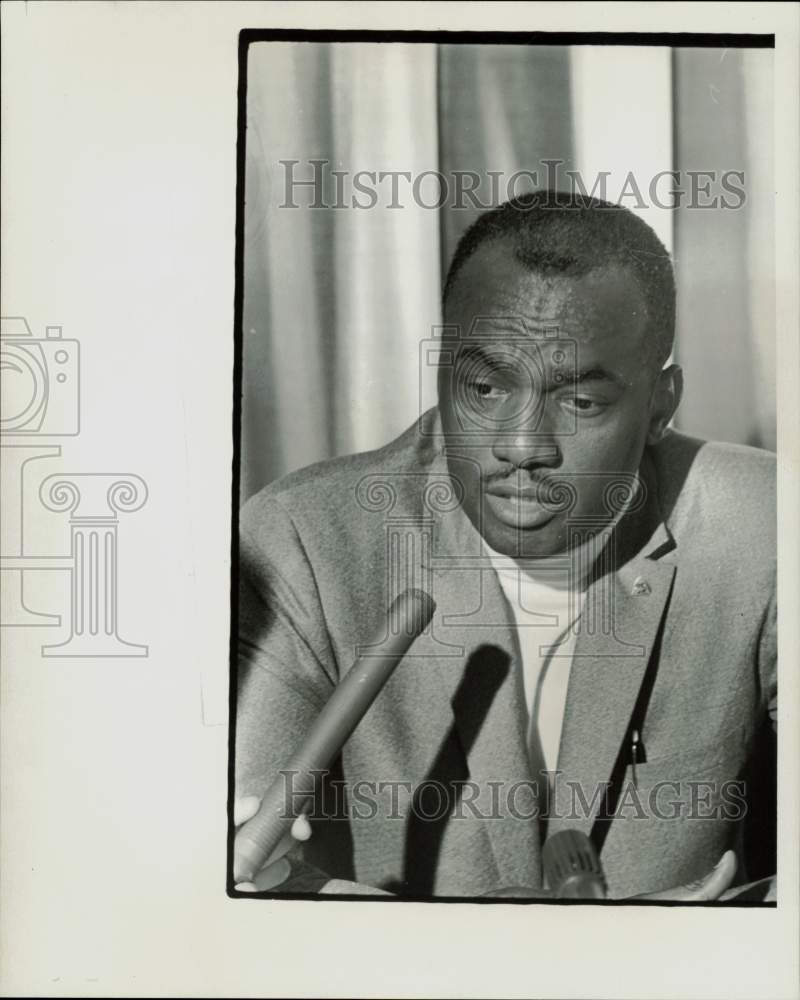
left=548, top=452, right=677, bottom=841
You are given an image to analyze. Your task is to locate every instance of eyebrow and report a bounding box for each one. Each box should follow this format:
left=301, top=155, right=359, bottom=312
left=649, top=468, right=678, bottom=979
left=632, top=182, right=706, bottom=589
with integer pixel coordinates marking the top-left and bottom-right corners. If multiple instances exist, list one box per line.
left=457, top=345, right=626, bottom=390
left=557, top=368, right=626, bottom=390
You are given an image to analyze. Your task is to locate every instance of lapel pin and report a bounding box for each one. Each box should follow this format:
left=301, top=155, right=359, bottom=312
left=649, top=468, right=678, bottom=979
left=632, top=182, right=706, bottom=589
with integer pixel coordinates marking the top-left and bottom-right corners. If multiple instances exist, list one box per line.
left=631, top=576, right=651, bottom=596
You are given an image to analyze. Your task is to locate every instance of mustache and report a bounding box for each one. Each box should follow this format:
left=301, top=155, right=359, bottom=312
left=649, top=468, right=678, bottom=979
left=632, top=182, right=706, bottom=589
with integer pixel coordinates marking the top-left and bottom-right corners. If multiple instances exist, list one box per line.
left=483, top=470, right=568, bottom=502
left=482, top=468, right=557, bottom=488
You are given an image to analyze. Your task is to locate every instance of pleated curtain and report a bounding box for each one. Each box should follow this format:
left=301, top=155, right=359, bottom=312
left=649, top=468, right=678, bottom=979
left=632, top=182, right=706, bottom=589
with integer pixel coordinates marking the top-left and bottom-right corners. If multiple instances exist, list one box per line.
left=241, top=42, right=774, bottom=501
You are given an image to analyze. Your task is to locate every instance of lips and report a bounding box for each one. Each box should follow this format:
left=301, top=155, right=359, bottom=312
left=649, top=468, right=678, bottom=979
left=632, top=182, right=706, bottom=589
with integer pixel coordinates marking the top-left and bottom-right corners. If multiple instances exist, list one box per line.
left=486, top=483, right=543, bottom=501
left=485, top=478, right=557, bottom=529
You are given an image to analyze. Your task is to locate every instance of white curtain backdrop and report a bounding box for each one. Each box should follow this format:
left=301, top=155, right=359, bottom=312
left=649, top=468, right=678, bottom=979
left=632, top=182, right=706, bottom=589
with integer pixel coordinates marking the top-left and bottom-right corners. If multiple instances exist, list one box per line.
left=241, top=42, right=774, bottom=501
left=672, top=47, right=775, bottom=448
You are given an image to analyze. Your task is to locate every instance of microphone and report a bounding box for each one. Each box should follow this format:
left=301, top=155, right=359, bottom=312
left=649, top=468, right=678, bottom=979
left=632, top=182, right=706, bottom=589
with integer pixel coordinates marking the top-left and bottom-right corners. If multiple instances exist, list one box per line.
left=542, top=829, right=607, bottom=899
left=233, top=587, right=436, bottom=884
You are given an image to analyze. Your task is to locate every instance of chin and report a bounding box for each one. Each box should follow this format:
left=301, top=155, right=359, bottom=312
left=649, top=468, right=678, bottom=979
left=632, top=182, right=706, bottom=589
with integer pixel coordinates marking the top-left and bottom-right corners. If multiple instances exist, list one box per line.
left=483, top=519, right=568, bottom=559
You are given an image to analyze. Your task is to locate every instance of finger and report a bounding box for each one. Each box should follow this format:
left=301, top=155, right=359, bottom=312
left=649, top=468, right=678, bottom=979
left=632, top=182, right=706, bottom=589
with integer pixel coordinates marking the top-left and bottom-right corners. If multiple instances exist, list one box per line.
left=263, top=827, right=298, bottom=867
left=691, top=850, right=737, bottom=901
left=663, top=850, right=738, bottom=902
left=261, top=814, right=311, bottom=866
left=637, top=850, right=739, bottom=901
left=238, top=812, right=310, bottom=875
left=291, top=813, right=312, bottom=842
left=253, top=857, right=291, bottom=892
left=234, top=796, right=261, bottom=827
left=235, top=882, right=257, bottom=893
left=719, top=876, right=775, bottom=902
left=481, top=886, right=553, bottom=898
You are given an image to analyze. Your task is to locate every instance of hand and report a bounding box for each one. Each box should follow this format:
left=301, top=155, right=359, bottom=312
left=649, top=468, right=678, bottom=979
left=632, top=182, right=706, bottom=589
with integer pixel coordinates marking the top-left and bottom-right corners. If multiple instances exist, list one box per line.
left=484, top=850, right=740, bottom=901
left=481, top=886, right=554, bottom=898
left=719, top=874, right=776, bottom=902
left=633, top=849, right=738, bottom=901
left=233, top=796, right=311, bottom=892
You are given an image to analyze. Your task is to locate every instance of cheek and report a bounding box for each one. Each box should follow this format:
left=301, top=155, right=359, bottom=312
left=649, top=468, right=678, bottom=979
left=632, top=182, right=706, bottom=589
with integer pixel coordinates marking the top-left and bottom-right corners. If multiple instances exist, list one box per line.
left=439, top=391, right=466, bottom=441
left=578, top=393, right=652, bottom=455
left=443, top=450, right=488, bottom=507
left=560, top=413, right=650, bottom=496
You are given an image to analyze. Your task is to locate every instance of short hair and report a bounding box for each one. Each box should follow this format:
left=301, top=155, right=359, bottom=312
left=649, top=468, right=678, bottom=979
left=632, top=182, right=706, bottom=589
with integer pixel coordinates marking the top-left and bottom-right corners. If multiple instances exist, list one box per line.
left=443, top=190, right=675, bottom=367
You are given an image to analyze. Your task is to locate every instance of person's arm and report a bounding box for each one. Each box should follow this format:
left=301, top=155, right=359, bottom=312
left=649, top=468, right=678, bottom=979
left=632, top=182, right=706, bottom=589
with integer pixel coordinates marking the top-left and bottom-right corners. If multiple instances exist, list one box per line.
left=734, top=582, right=778, bottom=901
left=629, top=581, right=779, bottom=903
left=642, top=580, right=778, bottom=903
left=235, top=494, right=390, bottom=895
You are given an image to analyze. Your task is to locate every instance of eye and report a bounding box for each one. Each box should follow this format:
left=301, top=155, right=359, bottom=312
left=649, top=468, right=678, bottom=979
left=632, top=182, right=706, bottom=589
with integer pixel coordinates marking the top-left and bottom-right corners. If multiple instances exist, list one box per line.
left=467, top=380, right=508, bottom=401
left=562, top=395, right=607, bottom=415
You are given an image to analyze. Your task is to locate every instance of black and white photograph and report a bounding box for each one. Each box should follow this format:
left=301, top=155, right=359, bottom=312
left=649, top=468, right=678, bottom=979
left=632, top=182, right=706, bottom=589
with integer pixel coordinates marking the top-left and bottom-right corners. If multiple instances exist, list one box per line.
left=232, top=32, right=778, bottom=902
left=2, top=4, right=798, bottom=998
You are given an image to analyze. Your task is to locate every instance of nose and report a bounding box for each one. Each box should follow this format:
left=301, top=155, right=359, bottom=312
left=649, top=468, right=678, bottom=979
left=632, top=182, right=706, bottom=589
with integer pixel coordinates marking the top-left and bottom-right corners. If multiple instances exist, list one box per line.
left=491, top=427, right=562, bottom=471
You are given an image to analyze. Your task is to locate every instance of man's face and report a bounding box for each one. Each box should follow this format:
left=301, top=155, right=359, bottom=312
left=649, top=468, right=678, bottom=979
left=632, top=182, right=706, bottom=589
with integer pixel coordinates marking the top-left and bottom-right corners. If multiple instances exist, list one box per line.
left=440, top=241, right=664, bottom=558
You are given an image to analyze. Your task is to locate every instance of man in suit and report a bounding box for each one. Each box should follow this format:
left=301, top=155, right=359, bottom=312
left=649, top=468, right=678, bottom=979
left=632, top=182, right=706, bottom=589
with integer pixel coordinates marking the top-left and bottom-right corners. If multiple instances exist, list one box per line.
left=234, top=192, right=776, bottom=900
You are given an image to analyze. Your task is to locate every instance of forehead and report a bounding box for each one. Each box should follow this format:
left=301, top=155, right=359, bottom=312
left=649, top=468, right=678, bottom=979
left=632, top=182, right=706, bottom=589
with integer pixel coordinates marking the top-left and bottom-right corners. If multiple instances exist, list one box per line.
left=445, top=241, right=650, bottom=365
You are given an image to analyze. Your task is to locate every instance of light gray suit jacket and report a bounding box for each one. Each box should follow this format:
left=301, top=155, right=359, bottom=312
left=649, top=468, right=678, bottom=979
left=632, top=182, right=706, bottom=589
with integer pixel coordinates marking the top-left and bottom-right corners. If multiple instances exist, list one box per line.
left=236, top=409, right=776, bottom=897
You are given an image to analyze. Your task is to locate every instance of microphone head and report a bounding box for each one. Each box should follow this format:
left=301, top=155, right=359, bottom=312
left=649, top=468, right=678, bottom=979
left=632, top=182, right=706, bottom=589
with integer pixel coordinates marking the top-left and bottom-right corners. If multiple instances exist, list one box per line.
left=542, top=829, right=607, bottom=899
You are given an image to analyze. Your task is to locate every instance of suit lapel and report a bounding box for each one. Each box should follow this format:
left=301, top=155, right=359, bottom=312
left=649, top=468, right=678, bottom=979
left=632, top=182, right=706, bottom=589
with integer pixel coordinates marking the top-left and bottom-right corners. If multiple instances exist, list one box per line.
left=549, top=454, right=678, bottom=841
left=548, top=557, right=676, bottom=840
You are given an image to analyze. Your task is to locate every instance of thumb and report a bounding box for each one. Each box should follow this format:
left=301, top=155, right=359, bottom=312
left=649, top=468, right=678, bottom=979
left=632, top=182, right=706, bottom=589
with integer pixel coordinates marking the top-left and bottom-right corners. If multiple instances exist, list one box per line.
left=637, top=850, right=738, bottom=901
left=682, top=850, right=738, bottom=901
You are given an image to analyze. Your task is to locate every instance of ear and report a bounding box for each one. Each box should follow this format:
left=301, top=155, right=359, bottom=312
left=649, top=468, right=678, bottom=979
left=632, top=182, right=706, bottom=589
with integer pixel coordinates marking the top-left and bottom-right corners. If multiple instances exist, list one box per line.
left=646, top=364, right=683, bottom=445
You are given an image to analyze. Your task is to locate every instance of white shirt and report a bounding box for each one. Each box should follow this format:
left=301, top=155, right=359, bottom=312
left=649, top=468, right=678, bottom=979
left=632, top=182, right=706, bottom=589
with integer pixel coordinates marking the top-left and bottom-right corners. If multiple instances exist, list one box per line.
left=483, top=537, right=599, bottom=797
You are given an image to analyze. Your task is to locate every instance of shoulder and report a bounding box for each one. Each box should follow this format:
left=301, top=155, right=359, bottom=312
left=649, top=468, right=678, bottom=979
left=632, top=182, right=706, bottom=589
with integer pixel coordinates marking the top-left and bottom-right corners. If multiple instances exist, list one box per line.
left=650, top=428, right=775, bottom=502
left=649, top=429, right=776, bottom=553
left=241, top=409, right=440, bottom=540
